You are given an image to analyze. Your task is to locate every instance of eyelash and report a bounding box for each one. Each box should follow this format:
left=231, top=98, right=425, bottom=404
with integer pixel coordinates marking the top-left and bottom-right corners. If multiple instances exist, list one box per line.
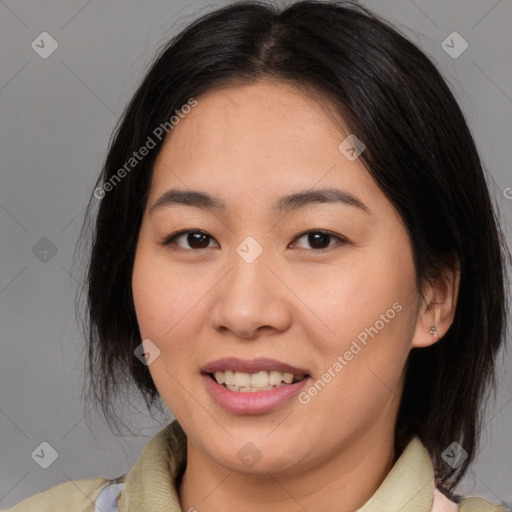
left=158, top=229, right=347, bottom=252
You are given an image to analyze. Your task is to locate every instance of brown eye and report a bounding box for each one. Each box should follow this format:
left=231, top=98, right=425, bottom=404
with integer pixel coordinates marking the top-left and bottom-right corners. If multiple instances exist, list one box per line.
left=160, top=230, right=218, bottom=250
left=291, top=230, right=346, bottom=251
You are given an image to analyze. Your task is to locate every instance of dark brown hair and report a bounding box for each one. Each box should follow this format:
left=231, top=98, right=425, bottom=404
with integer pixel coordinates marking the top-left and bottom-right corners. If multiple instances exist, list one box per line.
left=75, top=0, right=510, bottom=499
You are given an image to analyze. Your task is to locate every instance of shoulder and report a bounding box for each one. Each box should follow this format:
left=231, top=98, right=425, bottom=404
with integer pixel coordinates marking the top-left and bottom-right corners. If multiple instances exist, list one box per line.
left=2, top=477, right=114, bottom=512
left=458, top=497, right=511, bottom=511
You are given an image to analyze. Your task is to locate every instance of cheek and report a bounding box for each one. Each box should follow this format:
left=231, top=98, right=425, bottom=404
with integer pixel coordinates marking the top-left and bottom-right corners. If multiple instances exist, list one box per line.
left=131, top=236, right=203, bottom=378
left=299, top=296, right=416, bottom=438
left=132, top=235, right=200, bottom=337
left=131, top=230, right=223, bottom=348
left=132, top=244, right=205, bottom=416
left=300, top=235, right=417, bottom=403
left=304, top=244, right=415, bottom=352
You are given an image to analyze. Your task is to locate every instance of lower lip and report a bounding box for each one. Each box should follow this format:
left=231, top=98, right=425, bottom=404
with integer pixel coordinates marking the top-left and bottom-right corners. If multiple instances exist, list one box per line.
left=202, top=374, right=310, bottom=415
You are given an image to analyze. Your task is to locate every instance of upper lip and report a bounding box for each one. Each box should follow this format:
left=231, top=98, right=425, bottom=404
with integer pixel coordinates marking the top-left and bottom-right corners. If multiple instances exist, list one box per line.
left=202, top=357, right=310, bottom=377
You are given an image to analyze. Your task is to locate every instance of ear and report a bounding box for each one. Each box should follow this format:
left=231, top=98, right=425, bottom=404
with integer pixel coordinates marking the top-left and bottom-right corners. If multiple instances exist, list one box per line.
left=411, top=254, right=461, bottom=348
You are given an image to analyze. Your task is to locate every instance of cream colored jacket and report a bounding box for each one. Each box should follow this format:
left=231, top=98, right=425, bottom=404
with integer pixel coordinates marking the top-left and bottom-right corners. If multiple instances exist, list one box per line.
left=3, top=421, right=509, bottom=512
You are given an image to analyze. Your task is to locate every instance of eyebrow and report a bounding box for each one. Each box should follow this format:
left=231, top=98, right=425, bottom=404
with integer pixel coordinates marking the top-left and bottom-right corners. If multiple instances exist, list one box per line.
left=149, top=187, right=371, bottom=216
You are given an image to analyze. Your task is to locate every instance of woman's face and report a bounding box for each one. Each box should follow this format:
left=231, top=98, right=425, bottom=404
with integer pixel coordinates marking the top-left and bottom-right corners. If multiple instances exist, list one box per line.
left=132, top=80, right=431, bottom=475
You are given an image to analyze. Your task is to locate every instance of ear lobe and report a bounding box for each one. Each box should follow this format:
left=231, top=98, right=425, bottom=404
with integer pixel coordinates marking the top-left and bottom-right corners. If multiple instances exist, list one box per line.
left=411, top=256, right=461, bottom=349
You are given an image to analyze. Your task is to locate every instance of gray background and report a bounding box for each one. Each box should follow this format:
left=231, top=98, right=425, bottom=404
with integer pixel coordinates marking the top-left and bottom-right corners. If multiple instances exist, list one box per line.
left=1, top=0, right=511, bottom=508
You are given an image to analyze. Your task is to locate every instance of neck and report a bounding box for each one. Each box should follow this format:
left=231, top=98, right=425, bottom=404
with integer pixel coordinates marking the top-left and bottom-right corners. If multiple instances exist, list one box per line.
left=178, top=420, right=397, bottom=512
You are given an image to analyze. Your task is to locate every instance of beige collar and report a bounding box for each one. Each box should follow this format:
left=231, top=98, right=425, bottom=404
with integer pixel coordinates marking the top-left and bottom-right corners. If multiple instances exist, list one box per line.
left=116, top=420, right=446, bottom=512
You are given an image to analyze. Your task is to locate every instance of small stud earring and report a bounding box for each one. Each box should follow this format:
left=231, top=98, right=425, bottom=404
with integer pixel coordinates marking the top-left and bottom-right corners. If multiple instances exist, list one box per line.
left=430, top=325, right=439, bottom=340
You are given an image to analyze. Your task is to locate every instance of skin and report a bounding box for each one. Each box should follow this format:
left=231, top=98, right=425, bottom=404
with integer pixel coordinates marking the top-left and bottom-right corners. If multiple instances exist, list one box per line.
left=131, top=79, right=459, bottom=512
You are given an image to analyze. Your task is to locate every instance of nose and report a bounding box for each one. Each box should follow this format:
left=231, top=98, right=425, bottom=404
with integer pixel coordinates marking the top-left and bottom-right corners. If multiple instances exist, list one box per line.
left=209, top=244, right=293, bottom=340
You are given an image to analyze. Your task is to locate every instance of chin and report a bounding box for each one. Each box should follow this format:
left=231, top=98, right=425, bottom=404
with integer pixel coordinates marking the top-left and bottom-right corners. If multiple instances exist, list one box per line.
left=202, top=434, right=308, bottom=475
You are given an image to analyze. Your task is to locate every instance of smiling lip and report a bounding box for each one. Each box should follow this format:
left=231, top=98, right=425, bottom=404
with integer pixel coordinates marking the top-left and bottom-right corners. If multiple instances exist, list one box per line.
left=201, top=357, right=311, bottom=415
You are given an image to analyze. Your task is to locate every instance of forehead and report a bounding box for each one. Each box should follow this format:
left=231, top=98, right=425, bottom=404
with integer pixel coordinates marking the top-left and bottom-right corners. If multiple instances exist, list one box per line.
left=147, top=80, right=381, bottom=214
left=189, top=79, right=346, bottom=132
left=162, top=80, right=347, bottom=163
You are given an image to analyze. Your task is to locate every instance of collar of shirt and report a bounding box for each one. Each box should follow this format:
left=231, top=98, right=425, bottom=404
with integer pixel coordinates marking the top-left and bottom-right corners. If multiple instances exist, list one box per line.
left=115, top=420, right=454, bottom=512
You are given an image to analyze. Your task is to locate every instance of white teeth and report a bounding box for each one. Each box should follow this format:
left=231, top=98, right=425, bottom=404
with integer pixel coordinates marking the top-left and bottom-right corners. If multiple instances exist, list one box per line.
left=211, top=369, right=305, bottom=391
left=234, top=371, right=251, bottom=388
left=282, top=372, right=294, bottom=384
left=224, top=370, right=234, bottom=386
left=268, top=370, right=282, bottom=385
left=250, top=371, right=268, bottom=388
